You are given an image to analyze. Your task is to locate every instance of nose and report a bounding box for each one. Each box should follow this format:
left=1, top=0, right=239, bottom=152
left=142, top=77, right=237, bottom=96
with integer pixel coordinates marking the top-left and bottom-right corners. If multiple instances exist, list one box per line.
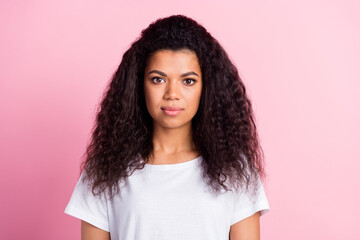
left=164, top=80, right=180, bottom=100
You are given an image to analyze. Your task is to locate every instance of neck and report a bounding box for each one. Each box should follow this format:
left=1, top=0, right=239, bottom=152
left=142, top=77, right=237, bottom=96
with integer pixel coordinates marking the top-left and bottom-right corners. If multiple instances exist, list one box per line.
left=151, top=122, right=196, bottom=154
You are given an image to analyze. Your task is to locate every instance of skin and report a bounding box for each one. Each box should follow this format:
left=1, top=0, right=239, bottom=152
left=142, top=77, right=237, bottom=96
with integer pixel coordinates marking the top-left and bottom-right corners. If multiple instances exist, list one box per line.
left=229, top=212, right=261, bottom=240
left=143, top=48, right=203, bottom=164
left=81, top=221, right=110, bottom=240
left=81, top=48, right=261, bottom=239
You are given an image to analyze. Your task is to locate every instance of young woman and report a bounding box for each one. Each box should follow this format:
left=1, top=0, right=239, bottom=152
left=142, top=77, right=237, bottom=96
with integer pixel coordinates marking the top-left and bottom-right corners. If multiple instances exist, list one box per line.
left=65, top=14, right=270, bottom=240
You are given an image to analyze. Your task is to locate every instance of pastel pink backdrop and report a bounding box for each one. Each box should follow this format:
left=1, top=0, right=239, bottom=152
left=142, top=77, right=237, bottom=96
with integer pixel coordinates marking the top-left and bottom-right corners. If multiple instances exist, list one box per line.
left=1, top=0, right=359, bottom=239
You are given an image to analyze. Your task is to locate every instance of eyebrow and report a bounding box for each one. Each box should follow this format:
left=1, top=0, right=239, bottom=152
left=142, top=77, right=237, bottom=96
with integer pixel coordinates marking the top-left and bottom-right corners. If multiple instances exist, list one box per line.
left=147, top=70, right=199, bottom=77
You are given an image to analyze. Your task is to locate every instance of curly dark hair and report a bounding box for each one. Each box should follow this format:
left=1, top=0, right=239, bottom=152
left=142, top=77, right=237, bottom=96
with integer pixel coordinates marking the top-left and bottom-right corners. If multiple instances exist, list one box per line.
left=79, top=14, right=266, bottom=200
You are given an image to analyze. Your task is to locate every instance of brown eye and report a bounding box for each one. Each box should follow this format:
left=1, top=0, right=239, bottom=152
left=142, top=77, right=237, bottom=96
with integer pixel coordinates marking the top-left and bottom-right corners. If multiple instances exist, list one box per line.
left=184, top=78, right=196, bottom=85
left=151, top=77, right=165, bottom=83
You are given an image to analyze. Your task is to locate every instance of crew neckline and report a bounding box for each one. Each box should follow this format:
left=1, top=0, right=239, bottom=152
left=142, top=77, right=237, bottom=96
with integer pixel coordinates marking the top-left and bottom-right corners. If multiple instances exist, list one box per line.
left=144, top=155, right=202, bottom=170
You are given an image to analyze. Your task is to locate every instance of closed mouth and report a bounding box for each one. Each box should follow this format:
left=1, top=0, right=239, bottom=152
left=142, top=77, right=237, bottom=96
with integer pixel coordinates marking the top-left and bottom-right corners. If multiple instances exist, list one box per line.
left=161, top=106, right=184, bottom=111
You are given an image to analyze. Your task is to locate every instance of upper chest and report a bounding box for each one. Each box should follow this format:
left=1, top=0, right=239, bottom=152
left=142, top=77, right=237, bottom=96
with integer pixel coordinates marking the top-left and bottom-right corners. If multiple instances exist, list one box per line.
left=109, top=167, right=233, bottom=220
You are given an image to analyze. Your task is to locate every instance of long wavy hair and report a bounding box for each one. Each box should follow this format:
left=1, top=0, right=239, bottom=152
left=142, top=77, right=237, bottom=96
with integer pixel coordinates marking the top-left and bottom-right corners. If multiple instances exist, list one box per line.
left=80, top=14, right=266, bottom=200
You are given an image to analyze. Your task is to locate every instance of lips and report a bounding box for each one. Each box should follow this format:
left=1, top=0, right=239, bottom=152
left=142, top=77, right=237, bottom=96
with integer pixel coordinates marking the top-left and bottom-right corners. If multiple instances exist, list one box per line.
left=161, top=106, right=184, bottom=111
left=161, top=106, right=184, bottom=116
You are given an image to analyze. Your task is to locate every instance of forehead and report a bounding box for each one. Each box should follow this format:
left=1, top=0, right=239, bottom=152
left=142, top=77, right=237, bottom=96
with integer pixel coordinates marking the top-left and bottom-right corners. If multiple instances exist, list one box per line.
left=145, top=49, right=200, bottom=70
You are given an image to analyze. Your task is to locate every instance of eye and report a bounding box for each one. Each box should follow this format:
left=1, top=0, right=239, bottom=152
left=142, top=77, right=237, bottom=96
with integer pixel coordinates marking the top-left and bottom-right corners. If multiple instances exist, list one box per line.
left=183, top=78, right=196, bottom=85
left=151, top=76, right=165, bottom=83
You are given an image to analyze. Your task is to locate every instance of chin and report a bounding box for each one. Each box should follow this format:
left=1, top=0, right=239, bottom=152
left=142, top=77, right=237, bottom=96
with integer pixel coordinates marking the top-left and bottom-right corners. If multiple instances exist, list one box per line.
left=154, top=119, right=189, bottom=128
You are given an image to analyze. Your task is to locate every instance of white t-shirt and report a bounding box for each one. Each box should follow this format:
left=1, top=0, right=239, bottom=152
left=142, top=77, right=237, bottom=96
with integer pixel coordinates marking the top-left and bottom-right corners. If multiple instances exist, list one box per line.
left=64, top=155, right=270, bottom=240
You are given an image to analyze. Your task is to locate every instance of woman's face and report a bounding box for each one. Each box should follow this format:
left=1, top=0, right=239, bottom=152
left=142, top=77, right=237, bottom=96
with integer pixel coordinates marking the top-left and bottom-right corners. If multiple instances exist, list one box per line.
left=143, top=49, right=203, bottom=130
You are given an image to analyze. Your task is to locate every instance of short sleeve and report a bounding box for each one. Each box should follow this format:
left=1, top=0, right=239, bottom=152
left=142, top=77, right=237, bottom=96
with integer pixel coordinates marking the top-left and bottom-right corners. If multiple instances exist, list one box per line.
left=231, top=174, right=270, bottom=225
left=64, top=171, right=110, bottom=232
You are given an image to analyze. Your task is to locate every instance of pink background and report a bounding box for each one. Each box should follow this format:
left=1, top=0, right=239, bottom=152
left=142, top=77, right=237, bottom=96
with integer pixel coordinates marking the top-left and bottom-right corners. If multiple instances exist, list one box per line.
left=1, top=0, right=359, bottom=239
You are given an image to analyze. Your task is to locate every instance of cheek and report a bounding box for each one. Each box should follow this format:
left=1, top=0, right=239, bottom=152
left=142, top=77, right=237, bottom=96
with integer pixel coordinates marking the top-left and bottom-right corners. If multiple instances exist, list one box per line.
left=191, top=87, right=202, bottom=103
left=144, top=86, right=159, bottom=109
left=186, top=89, right=202, bottom=111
